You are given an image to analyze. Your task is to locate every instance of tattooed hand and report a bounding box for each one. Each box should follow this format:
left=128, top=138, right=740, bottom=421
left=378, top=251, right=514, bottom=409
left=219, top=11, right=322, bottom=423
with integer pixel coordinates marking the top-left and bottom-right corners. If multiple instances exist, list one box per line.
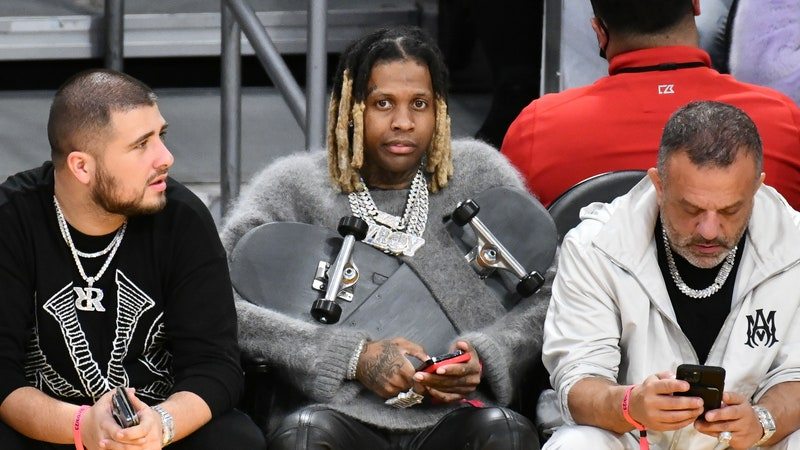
left=413, top=341, right=481, bottom=403
left=356, top=338, right=429, bottom=398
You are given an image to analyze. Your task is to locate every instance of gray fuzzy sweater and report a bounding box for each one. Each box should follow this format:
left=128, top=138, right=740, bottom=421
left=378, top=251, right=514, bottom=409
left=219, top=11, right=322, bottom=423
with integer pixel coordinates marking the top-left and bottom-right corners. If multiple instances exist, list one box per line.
left=221, top=138, right=550, bottom=432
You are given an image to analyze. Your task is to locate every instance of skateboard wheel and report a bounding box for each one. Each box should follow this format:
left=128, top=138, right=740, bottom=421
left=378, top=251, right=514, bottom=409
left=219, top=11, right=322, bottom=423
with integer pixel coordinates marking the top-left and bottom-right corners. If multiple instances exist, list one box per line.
left=452, top=199, right=479, bottom=226
left=516, top=271, right=545, bottom=297
left=338, top=216, right=369, bottom=241
left=311, top=299, right=342, bottom=324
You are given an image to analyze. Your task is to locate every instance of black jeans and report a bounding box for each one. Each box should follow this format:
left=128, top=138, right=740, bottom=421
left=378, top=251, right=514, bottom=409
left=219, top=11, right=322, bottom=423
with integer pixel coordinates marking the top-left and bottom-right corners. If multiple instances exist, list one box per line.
left=0, top=409, right=265, bottom=450
left=268, top=405, right=540, bottom=450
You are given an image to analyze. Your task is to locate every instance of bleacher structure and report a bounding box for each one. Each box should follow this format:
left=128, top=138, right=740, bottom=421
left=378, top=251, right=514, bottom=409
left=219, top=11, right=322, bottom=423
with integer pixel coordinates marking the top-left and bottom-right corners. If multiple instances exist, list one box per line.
left=0, top=0, right=421, bottom=60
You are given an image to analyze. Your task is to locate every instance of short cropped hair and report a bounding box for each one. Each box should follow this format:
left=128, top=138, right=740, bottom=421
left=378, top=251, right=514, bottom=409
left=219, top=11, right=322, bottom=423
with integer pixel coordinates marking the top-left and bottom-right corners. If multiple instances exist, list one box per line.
left=657, top=101, right=763, bottom=179
left=48, top=69, right=157, bottom=165
left=589, top=0, right=694, bottom=36
left=327, top=26, right=452, bottom=193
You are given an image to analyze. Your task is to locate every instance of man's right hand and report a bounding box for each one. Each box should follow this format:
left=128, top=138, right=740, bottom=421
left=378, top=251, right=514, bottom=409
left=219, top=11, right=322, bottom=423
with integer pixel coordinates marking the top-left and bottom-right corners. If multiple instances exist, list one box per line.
left=356, top=338, right=429, bottom=398
left=79, top=389, right=124, bottom=450
left=628, top=372, right=705, bottom=431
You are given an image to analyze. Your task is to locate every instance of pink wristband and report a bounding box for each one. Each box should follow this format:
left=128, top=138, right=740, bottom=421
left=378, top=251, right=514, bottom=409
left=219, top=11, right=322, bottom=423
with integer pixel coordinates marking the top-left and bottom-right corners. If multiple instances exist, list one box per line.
left=622, top=385, right=649, bottom=450
left=73, top=405, right=90, bottom=450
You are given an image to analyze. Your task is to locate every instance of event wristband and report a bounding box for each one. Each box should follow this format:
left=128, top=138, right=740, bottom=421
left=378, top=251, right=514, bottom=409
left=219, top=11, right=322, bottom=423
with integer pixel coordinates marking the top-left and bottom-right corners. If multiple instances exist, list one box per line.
left=73, top=405, right=90, bottom=450
left=622, top=385, right=649, bottom=450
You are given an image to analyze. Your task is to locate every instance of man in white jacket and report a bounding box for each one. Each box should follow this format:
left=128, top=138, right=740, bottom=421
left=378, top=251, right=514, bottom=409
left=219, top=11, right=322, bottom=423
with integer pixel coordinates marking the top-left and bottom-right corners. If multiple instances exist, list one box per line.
left=542, top=100, right=800, bottom=450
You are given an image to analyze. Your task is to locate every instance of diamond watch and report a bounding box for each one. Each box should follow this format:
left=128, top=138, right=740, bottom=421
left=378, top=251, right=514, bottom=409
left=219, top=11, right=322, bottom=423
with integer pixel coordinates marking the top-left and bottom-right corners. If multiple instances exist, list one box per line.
left=152, top=404, right=174, bottom=447
left=752, top=405, right=776, bottom=447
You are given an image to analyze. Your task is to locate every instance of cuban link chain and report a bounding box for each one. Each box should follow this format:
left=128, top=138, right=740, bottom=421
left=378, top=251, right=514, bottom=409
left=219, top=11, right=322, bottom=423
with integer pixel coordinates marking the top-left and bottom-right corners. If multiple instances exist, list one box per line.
left=348, top=170, right=428, bottom=256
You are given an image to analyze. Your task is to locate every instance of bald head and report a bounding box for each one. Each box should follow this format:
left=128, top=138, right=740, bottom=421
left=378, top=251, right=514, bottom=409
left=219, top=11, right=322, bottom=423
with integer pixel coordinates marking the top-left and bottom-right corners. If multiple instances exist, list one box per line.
left=47, top=69, right=157, bottom=165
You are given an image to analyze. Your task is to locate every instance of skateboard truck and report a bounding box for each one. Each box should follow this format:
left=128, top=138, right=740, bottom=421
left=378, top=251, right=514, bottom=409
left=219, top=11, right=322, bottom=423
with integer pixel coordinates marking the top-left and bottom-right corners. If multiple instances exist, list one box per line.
left=310, top=216, right=369, bottom=324
left=312, top=262, right=358, bottom=302
left=451, top=199, right=545, bottom=297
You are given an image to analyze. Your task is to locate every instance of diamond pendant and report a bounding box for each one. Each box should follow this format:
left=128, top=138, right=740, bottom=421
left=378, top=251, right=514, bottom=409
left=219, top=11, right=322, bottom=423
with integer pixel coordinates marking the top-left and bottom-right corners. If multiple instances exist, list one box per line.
left=73, top=286, right=106, bottom=312
left=363, top=223, right=425, bottom=256
left=373, top=211, right=403, bottom=230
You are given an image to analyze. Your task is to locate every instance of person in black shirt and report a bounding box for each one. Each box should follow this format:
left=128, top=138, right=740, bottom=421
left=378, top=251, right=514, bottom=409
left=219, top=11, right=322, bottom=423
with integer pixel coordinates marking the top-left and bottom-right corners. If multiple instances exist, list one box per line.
left=0, top=70, right=264, bottom=449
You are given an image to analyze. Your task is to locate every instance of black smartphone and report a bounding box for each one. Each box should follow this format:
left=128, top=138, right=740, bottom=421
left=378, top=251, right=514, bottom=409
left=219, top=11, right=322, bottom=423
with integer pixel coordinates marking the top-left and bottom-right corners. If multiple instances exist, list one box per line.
left=111, top=387, right=140, bottom=428
left=415, top=350, right=470, bottom=373
left=675, top=364, right=725, bottom=413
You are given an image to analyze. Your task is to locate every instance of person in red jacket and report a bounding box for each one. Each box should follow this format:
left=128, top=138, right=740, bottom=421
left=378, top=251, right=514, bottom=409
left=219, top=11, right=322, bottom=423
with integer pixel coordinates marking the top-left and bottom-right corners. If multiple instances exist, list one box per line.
left=501, top=0, right=800, bottom=210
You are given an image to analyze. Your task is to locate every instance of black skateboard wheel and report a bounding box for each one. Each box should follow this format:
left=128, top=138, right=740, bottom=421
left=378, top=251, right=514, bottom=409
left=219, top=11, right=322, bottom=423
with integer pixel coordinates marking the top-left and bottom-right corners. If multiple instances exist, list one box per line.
left=452, top=199, right=480, bottom=226
left=310, top=299, right=343, bottom=324
left=516, top=271, right=545, bottom=297
left=338, top=216, right=369, bottom=241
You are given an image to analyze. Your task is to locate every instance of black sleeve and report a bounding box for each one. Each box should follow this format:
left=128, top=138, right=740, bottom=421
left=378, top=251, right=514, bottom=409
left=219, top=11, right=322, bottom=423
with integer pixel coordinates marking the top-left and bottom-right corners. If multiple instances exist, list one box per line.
left=0, top=196, right=35, bottom=405
left=161, top=185, right=243, bottom=416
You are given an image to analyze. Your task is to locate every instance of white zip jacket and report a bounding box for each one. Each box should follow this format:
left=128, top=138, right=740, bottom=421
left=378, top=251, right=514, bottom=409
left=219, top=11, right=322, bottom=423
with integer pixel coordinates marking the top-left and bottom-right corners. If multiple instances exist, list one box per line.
left=543, top=177, right=800, bottom=449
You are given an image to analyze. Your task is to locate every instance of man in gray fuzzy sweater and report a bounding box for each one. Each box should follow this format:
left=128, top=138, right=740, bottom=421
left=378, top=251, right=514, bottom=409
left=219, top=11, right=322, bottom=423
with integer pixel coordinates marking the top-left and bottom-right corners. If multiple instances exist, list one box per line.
left=221, top=26, right=548, bottom=449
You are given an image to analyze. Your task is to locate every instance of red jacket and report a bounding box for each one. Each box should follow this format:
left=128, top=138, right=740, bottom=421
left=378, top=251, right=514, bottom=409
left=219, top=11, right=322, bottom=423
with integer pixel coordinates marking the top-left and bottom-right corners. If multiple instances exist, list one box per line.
left=502, top=46, right=800, bottom=209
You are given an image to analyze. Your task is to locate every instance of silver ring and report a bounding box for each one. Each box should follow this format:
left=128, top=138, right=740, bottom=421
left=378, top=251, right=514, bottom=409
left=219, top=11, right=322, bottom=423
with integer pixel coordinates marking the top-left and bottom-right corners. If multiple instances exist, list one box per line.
left=384, top=388, right=424, bottom=409
left=718, top=431, right=732, bottom=445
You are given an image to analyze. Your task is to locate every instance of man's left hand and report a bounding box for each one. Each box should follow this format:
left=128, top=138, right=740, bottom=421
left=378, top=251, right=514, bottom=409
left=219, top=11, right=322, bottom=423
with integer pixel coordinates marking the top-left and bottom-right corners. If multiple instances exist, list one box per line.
left=695, top=391, right=763, bottom=449
left=413, top=341, right=481, bottom=403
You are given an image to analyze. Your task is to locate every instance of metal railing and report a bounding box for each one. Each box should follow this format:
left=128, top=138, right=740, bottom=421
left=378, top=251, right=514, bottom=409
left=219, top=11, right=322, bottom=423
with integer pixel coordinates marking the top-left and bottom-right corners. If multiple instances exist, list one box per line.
left=542, top=0, right=562, bottom=94
left=219, top=0, right=327, bottom=214
left=104, top=0, right=124, bottom=71
left=102, top=0, right=328, bottom=216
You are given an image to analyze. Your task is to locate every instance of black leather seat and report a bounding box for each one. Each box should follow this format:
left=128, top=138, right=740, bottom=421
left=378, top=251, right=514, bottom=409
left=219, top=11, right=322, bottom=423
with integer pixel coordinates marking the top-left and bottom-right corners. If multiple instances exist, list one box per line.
left=547, top=170, right=647, bottom=243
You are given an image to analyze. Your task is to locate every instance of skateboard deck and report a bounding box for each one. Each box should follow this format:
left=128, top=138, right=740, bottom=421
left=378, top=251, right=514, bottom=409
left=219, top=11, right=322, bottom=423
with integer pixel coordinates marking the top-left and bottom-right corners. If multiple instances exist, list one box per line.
left=446, top=186, right=557, bottom=309
left=231, top=221, right=457, bottom=355
left=230, top=186, right=557, bottom=355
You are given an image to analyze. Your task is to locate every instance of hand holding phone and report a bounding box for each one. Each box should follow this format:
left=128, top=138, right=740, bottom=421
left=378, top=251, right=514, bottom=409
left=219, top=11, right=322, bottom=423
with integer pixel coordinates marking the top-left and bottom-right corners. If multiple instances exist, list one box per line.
left=111, top=387, right=140, bottom=428
left=416, top=350, right=471, bottom=373
left=675, top=364, right=725, bottom=414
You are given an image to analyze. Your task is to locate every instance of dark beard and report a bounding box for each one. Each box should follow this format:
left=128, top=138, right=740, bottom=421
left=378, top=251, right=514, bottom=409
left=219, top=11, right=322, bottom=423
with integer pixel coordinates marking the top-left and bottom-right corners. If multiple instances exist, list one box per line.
left=92, top=164, right=166, bottom=216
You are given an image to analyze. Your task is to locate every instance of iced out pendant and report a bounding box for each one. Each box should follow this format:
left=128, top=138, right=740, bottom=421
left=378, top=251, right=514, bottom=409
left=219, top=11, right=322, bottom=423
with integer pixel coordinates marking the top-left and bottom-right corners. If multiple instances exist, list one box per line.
left=363, top=223, right=425, bottom=256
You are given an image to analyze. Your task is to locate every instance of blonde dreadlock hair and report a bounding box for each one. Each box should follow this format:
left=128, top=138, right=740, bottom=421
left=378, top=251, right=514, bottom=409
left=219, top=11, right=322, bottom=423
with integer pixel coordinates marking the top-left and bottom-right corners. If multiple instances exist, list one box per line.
left=327, top=26, right=453, bottom=193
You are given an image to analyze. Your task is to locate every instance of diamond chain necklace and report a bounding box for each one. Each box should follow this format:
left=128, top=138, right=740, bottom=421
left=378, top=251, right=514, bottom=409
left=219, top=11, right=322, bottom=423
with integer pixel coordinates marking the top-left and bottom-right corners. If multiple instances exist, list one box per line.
left=662, top=227, right=737, bottom=299
left=348, top=169, right=428, bottom=236
left=54, top=196, right=127, bottom=288
left=348, top=170, right=428, bottom=256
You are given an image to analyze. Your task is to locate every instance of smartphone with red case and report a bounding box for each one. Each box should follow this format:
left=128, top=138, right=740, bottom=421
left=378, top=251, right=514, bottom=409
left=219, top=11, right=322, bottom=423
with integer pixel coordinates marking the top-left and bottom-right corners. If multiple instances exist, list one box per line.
left=416, top=350, right=471, bottom=373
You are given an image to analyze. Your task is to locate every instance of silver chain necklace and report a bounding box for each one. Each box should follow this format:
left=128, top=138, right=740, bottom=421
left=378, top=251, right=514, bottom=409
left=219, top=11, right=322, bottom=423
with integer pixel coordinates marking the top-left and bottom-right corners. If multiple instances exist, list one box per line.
left=662, top=227, right=737, bottom=299
left=348, top=169, right=428, bottom=256
left=54, top=196, right=127, bottom=290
